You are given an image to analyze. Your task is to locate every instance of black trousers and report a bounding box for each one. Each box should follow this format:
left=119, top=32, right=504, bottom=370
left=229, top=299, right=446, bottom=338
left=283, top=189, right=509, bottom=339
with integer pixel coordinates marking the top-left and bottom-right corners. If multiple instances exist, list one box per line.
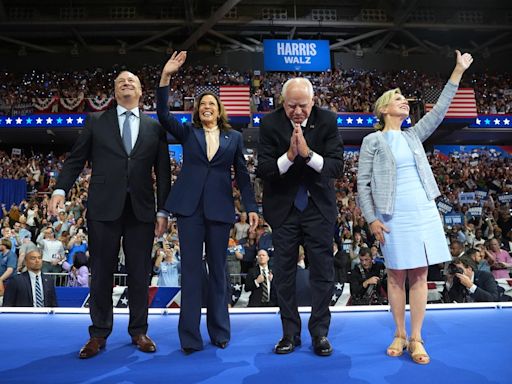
left=272, top=200, right=334, bottom=338
left=87, top=197, right=154, bottom=338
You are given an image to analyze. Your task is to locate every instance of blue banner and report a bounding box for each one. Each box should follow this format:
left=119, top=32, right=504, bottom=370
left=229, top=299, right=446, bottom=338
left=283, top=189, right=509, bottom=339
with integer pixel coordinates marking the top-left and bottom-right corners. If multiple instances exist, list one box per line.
left=264, top=39, right=331, bottom=72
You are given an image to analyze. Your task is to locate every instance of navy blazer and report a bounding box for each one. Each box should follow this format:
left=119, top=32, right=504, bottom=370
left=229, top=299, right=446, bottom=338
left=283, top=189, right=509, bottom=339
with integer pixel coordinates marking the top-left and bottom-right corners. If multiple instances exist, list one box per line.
left=157, top=86, right=257, bottom=223
left=3, top=272, right=58, bottom=307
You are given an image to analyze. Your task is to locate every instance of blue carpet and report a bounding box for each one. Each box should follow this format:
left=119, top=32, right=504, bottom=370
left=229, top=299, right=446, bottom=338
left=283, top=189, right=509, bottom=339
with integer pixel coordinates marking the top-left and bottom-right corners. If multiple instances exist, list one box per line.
left=0, top=308, right=510, bottom=384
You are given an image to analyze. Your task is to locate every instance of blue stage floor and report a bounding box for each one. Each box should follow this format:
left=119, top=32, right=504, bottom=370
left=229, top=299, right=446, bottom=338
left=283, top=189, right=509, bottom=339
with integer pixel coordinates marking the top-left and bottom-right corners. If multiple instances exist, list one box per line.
left=0, top=308, right=510, bottom=384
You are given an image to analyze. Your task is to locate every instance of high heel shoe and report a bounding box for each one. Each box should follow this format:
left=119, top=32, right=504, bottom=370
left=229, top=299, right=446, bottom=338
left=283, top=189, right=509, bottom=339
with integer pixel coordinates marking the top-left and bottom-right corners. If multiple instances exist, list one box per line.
left=386, top=334, right=407, bottom=357
left=407, top=337, right=430, bottom=364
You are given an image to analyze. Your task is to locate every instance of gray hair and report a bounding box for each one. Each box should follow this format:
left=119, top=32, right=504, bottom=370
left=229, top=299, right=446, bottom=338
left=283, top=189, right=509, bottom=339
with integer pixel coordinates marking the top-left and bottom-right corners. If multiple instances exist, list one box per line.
left=281, top=78, right=314, bottom=100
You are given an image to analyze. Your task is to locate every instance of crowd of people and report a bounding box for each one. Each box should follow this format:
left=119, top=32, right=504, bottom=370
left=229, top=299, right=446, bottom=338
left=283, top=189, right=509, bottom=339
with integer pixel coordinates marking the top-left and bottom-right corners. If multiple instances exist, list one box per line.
left=1, top=144, right=511, bottom=301
left=1, top=66, right=511, bottom=115
left=1, top=50, right=511, bottom=363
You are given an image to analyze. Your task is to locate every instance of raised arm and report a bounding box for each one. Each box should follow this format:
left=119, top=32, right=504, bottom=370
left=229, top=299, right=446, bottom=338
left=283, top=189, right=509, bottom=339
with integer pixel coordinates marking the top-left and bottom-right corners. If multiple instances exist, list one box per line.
left=411, top=50, right=474, bottom=142
left=156, top=51, right=189, bottom=140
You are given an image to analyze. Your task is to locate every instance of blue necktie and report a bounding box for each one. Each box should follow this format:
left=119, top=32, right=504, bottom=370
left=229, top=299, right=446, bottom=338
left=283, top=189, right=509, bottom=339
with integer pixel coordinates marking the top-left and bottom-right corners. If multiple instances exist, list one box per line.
left=122, top=111, right=132, bottom=154
left=294, top=184, right=308, bottom=212
left=35, top=275, right=44, bottom=307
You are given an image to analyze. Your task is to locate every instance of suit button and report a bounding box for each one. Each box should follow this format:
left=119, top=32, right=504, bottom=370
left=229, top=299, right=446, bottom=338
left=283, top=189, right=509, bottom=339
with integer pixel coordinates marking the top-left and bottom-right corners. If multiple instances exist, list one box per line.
left=128, top=157, right=131, bottom=160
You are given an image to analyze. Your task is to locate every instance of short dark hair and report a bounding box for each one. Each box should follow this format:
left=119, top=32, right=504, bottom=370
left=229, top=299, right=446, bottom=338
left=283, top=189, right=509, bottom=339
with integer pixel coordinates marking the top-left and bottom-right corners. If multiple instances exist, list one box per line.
left=455, top=255, right=477, bottom=271
left=358, top=247, right=370, bottom=257
left=465, top=248, right=480, bottom=259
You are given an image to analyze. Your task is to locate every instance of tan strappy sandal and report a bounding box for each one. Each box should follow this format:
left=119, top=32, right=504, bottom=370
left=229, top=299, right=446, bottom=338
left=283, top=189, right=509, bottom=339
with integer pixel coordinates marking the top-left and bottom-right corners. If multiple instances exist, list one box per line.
left=386, top=334, right=408, bottom=357
left=407, top=338, right=430, bottom=364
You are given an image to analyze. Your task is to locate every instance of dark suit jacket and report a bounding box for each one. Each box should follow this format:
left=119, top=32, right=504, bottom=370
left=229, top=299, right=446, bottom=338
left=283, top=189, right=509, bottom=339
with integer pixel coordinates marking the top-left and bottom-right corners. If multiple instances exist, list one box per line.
left=443, top=270, right=499, bottom=303
left=55, top=108, right=170, bottom=222
left=3, top=272, right=58, bottom=307
left=256, top=106, right=344, bottom=228
left=156, top=86, right=257, bottom=223
left=244, top=266, right=276, bottom=306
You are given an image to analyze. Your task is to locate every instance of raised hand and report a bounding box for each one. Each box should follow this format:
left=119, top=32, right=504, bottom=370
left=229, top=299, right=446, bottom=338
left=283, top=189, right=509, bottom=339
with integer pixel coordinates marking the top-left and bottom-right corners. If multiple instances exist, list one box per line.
left=160, top=51, right=187, bottom=86
left=449, top=50, right=474, bottom=84
left=455, top=50, right=473, bottom=72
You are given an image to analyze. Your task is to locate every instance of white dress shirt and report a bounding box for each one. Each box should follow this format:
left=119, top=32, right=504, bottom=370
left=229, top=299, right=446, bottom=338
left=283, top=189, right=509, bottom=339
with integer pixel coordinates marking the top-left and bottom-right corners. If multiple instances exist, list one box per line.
left=28, top=270, right=45, bottom=307
left=117, top=105, right=141, bottom=150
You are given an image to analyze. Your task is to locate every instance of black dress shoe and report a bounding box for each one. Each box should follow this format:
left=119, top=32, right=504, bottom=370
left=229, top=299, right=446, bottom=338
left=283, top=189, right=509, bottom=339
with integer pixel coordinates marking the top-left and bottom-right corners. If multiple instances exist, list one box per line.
left=213, top=341, right=229, bottom=349
left=274, top=335, right=301, bottom=354
left=182, top=347, right=200, bottom=355
left=312, top=336, right=333, bottom=356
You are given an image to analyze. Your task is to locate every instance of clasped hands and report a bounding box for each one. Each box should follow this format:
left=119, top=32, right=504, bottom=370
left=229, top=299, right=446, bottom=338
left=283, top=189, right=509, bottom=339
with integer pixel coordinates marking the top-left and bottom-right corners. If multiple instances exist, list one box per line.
left=287, top=123, right=310, bottom=162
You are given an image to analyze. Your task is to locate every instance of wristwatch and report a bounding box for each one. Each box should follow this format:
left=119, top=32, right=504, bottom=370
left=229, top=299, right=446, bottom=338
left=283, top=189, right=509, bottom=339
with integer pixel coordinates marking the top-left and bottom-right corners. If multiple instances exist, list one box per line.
left=305, top=149, right=314, bottom=163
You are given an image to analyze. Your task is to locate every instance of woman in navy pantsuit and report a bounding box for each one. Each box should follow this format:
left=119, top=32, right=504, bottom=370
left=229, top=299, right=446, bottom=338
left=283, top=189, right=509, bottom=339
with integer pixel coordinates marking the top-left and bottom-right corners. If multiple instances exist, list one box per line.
left=157, top=51, right=258, bottom=354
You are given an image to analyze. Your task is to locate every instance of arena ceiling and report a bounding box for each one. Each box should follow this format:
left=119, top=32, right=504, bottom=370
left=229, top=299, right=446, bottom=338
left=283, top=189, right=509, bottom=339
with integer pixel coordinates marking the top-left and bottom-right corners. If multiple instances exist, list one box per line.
left=0, top=0, right=511, bottom=147
left=0, top=0, right=511, bottom=57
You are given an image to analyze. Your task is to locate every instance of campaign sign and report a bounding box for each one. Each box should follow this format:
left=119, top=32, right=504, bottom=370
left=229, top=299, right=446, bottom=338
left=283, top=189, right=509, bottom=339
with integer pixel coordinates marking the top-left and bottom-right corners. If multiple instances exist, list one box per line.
left=469, top=207, right=483, bottom=217
left=437, top=200, right=454, bottom=214
left=459, top=192, right=476, bottom=204
left=168, top=144, right=183, bottom=162
left=264, top=39, right=331, bottom=72
left=498, top=194, right=512, bottom=204
left=444, top=213, right=463, bottom=226
left=475, top=189, right=488, bottom=199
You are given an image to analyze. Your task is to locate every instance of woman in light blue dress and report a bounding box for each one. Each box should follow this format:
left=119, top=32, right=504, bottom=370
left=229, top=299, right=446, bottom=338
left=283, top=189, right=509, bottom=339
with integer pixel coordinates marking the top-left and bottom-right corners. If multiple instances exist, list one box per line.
left=357, top=50, right=474, bottom=364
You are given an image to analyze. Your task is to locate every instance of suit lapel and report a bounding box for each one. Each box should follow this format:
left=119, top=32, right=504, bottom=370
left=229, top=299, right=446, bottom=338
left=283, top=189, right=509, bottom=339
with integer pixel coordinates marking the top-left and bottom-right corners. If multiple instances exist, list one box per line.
left=303, top=107, right=317, bottom=137
left=211, top=130, right=232, bottom=161
left=192, top=127, right=207, bottom=158
left=105, top=108, right=126, bottom=155
left=22, top=272, right=33, bottom=305
left=42, top=274, right=52, bottom=306
left=131, top=113, right=146, bottom=155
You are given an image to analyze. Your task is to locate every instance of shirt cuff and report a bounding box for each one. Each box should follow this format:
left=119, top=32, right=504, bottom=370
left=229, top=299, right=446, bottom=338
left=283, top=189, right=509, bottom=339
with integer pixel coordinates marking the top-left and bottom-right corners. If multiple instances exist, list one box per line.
left=52, top=189, right=65, bottom=197
left=468, top=284, right=477, bottom=294
left=306, top=151, right=324, bottom=173
left=254, top=280, right=260, bottom=288
left=277, top=152, right=294, bottom=175
left=157, top=211, right=169, bottom=219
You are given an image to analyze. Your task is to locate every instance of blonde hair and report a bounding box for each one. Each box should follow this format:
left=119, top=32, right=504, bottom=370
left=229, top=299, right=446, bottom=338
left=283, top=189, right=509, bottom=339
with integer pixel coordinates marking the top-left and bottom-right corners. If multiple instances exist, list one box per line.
left=373, top=88, right=402, bottom=130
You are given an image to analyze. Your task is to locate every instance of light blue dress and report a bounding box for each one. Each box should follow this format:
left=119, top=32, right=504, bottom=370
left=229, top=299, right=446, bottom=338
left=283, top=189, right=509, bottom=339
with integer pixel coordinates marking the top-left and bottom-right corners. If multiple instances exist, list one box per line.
left=377, top=130, right=451, bottom=270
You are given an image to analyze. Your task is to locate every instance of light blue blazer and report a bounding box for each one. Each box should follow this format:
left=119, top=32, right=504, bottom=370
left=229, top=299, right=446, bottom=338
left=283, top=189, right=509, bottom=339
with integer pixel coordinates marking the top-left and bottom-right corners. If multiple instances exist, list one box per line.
left=357, top=81, right=458, bottom=223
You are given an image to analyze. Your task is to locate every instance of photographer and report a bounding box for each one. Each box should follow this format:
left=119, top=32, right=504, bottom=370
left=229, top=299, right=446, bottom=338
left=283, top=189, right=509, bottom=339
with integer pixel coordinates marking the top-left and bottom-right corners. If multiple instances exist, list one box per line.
left=349, top=247, right=387, bottom=305
left=442, top=255, right=499, bottom=303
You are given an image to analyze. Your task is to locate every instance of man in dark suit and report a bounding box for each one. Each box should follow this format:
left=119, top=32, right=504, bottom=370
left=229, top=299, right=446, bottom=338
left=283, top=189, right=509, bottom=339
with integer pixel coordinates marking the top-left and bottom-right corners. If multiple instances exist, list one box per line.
left=3, top=249, right=58, bottom=307
left=244, top=249, right=276, bottom=307
left=443, top=255, right=499, bottom=303
left=49, top=70, right=171, bottom=359
left=257, top=77, right=344, bottom=356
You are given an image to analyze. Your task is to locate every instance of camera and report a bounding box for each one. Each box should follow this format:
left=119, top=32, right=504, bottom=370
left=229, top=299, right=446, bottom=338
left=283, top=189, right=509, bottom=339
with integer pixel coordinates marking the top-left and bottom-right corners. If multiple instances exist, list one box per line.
left=447, top=263, right=463, bottom=275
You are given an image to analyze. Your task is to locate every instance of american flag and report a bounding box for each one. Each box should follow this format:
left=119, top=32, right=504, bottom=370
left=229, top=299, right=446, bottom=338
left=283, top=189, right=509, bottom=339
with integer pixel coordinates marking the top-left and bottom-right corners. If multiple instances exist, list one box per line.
left=423, top=88, right=477, bottom=118
left=195, top=85, right=250, bottom=116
